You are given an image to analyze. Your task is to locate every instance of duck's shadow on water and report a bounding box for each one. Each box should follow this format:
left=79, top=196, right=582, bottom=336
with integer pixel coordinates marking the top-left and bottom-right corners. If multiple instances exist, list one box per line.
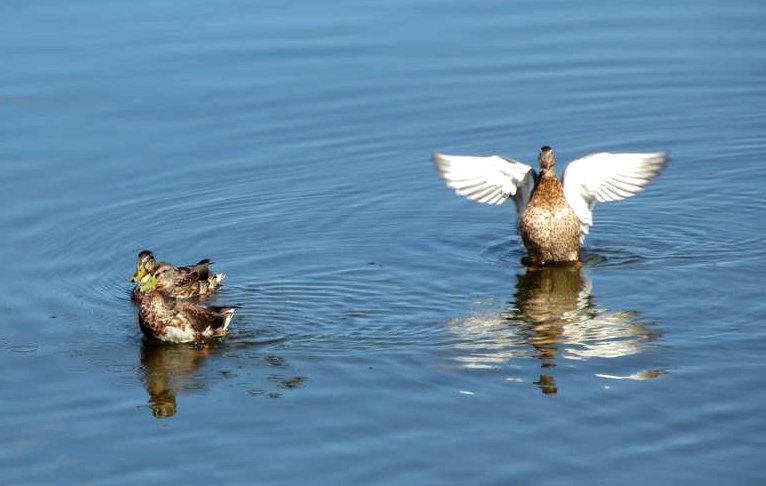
left=455, top=241, right=665, bottom=395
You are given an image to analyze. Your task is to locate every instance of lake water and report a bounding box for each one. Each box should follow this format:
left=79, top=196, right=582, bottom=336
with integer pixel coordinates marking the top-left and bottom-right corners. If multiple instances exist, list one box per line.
left=2, top=0, right=766, bottom=484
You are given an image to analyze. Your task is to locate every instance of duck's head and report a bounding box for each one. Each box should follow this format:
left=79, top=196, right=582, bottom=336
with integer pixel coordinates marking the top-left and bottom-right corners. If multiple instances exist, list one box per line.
left=152, top=263, right=176, bottom=292
left=137, top=263, right=174, bottom=293
left=131, top=250, right=157, bottom=282
left=537, top=146, right=555, bottom=171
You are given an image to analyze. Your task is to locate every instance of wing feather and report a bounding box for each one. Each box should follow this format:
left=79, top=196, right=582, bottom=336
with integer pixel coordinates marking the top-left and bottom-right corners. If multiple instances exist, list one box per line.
left=563, top=152, right=668, bottom=241
left=433, top=152, right=537, bottom=216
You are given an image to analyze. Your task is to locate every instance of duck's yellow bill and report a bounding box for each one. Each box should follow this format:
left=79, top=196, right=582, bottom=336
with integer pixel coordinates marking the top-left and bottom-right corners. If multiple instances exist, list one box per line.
left=131, top=265, right=147, bottom=282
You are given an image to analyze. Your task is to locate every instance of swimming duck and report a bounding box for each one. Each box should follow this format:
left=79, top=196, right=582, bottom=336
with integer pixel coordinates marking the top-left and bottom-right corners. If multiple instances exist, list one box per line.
left=134, top=272, right=236, bottom=343
left=130, top=250, right=225, bottom=300
left=434, top=146, right=668, bottom=264
left=131, top=250, right=159, bottom=282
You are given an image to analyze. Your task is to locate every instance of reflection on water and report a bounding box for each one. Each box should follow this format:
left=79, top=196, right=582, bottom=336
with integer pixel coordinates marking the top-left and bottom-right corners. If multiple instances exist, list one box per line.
left=138, top=337, right=308, bottom=418
left=139, top=341, right=209, bottom=418
left=449, top=265, right=663, bottom=394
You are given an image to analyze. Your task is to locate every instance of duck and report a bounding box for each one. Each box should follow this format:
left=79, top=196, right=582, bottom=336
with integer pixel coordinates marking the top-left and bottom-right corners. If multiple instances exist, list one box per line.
left=133, top=271, right=236, bottom=343
left=433, top=146, right=668, bottom=264
left=130, top=250, right=225, bottom=300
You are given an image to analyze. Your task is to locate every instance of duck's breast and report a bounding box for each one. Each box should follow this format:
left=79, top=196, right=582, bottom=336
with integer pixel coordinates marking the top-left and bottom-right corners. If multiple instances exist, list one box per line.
left=519, top=175, right=580, bottom=261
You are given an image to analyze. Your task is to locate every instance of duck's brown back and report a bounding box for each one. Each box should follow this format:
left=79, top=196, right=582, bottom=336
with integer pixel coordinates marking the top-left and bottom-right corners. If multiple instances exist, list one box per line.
left=138, top=292, right=197, bottom=342
left=519, top=171, right=580, bottom=263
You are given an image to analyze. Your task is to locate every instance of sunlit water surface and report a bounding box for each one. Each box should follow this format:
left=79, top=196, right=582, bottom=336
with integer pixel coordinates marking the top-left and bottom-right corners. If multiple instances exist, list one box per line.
left=2, top=1, right=766, bottom=484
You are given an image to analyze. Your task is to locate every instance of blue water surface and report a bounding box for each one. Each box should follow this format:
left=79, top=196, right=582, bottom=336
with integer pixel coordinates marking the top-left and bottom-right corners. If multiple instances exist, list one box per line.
left=1, top=0, right=765, bottom=484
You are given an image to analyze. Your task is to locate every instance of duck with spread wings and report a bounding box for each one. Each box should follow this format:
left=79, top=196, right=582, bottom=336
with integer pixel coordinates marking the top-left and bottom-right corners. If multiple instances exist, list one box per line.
left=433, top=146, right=668, bottom=264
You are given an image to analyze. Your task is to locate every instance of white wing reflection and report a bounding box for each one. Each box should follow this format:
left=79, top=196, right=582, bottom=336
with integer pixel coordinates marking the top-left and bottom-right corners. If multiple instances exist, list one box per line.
left=447, top=265, right=663, bottom=394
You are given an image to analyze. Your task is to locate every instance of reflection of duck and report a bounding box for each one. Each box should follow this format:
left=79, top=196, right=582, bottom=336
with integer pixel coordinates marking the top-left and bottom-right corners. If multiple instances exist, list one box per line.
left=137, top=340, right=308, bottom=417
left=139, top=341, right=209, bottom=418
left=513, top=265, right=586, bottom=387
left=448, top=265, right=662, bottom=395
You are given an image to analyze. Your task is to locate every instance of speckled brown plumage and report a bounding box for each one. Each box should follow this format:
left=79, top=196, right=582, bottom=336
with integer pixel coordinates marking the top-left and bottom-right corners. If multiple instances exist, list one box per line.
left=519, top=169, right=580, bottom=264
left=131, top=259, right=226, bottom=302
left=136, top=290, right=235, bottom=343
left=159, top=260, right=225, bottom=300
left=130, top=251, right=225, bottom=301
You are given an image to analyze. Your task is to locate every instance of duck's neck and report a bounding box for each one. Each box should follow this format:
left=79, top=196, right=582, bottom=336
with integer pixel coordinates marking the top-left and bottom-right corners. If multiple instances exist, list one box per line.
left=535, top=168, right=564, bottom=197
left=539, top=168, right=558, bottom=180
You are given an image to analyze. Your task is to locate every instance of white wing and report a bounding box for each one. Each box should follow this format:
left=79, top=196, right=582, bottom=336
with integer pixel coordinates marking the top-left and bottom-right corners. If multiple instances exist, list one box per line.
left=563, top=152, right=668, bottom=242
left=433, top=153, right=536, bottom=215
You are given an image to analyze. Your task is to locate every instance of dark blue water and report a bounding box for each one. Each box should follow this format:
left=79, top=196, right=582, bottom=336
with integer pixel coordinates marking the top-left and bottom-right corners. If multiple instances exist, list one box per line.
left=2, top=0, right=766, bottom=484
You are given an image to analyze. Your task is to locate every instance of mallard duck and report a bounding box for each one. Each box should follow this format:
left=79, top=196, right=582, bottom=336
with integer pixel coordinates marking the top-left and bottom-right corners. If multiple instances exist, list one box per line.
left=130, top=250, right=225, bottom=300
left=134, top=272, right=236, bottom=343
left=131, top=250, right=158, bottom=282
left=434, top=146, right=668, bottom=264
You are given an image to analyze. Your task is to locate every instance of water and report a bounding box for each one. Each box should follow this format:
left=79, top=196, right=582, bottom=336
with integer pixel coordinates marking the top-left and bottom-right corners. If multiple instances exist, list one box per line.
left=2, top=0, right=766, bottom=483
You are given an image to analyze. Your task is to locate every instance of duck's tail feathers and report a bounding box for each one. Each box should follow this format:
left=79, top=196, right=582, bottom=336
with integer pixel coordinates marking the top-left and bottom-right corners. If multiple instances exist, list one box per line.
left=196, top=258, right=213, bottom=265
left=221, top=308, right=235, bottom=330
left=212, top=273, right=226, bottom=286
left=209, top=306, right=237, bottom=331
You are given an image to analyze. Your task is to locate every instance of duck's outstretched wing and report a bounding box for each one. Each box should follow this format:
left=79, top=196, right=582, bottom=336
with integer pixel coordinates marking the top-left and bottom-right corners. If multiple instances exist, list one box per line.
left=562, top=152, right=668, bottom=242
left=433, top=153, right=537, bottom=215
